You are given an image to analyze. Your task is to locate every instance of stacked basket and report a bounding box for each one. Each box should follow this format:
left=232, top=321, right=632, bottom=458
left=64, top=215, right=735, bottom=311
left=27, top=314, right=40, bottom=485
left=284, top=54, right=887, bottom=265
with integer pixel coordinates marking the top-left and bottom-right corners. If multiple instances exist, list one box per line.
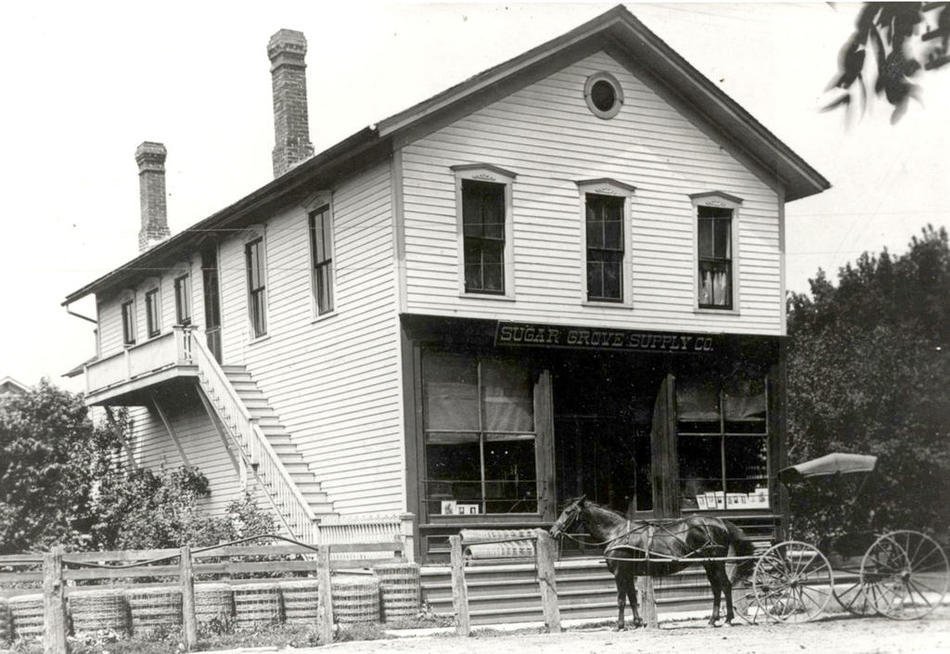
left=373, top=562, right=421, bottom=623
left=8, top=594, right=43, bottom=640
left=331, top=575, right=379, bottom=624
left=126, top=587, right=182, bottom=635
left=194, top=583, right=233, bottom=626
left=0, top=597, right=11, bottom=643
left=233, top=582, right=281, bottom=627
left=279, top=579, right=320, bottom=624
left=68, top=589, right=128, bottom=634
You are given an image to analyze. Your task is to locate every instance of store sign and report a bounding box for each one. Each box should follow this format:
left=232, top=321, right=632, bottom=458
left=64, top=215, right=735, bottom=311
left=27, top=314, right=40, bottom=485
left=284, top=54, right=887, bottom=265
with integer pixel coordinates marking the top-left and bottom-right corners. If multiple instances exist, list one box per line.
left=495, top=321, right=716, bottom=353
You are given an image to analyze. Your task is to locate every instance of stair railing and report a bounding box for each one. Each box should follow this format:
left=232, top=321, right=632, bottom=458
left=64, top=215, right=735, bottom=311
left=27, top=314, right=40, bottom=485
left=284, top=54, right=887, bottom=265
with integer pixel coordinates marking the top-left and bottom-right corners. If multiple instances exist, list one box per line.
left=184, top=327, right=319, bottom=543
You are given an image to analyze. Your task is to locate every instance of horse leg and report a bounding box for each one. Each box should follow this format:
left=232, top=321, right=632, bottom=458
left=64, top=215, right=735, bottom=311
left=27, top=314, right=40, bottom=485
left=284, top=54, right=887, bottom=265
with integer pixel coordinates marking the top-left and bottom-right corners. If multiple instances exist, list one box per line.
left=626, top=577, right=643, bottom=628
left=615, top=577, right=627, bottom=631
left=705, top=564, right=722, bottom=626
left=719, top=564, right=735, bottom=625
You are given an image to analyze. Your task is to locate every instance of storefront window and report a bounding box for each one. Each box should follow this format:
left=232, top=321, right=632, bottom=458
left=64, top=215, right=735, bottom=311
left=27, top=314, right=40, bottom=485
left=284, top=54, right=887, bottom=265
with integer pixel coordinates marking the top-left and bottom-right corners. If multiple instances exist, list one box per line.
left=424, top=352, right=537, bottom=516
left=677, top=375, right=768, bottom=511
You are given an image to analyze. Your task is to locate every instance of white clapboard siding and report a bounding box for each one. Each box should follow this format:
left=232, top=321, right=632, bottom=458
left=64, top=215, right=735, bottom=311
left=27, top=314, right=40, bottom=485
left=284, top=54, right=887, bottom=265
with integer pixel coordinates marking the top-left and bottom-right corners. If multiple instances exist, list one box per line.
left=213, top=160, right=403, bottom=516
left=401, top=50, right=783, bottom=335
left=96, top=296, right=123, bottom=358
left=125, top=399, right=246, bottom=516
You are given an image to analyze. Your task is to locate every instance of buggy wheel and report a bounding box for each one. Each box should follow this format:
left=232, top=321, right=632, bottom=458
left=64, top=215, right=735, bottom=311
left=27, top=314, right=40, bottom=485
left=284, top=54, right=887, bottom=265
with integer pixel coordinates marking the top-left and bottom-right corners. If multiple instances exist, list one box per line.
left=862, top=531, right=949, bottom=620
left=751, top=541, right=834, bottom=623
left=731, top=578, right=765, bottom=624
left=832, top=574, right=882, bottom=617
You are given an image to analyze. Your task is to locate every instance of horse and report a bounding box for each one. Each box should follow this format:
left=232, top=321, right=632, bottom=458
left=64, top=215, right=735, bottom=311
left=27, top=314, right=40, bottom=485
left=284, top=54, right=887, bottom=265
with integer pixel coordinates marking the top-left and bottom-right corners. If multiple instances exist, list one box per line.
left=550, top=496, right=755, bottom=630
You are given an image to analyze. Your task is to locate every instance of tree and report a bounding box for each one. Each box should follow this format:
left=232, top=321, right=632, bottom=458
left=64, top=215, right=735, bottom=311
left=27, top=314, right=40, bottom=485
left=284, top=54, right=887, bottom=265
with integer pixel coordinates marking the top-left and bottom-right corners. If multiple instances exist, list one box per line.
left=0, top=380, right=126, bottom=552
left=786, top=225, right=950, bottom=539
left=825, top=2, right=950, bottom=122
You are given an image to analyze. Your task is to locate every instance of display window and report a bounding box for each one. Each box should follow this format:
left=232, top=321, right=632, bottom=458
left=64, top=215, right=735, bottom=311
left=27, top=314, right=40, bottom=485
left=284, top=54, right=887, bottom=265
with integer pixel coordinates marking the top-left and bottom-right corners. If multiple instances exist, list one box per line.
left=423, top=351, right=538, bottom=516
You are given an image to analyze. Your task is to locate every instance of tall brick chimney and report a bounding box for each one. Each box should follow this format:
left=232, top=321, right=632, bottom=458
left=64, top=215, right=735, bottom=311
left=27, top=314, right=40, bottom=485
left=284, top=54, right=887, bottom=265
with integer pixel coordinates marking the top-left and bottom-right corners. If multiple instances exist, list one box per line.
left=135, top=141, right=170, bottom=252
left=268, top=29, right=314, bottom=177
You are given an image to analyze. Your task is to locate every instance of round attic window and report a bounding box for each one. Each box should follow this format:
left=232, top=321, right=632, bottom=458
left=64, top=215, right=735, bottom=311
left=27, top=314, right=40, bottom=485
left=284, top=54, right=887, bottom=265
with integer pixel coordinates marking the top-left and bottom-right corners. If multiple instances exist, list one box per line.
left=584, top=72, right=623, bottom=119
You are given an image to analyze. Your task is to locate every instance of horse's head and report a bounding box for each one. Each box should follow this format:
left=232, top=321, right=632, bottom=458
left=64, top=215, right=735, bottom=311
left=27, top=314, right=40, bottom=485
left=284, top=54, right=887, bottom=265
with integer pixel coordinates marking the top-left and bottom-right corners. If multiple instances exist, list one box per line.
left=550, top=495, right=586, bottom=539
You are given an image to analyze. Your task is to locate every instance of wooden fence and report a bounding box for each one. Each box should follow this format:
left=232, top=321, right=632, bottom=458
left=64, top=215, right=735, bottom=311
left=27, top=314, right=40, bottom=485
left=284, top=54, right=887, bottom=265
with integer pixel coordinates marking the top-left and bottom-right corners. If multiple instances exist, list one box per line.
left=0, top=535, right=407, bottom=653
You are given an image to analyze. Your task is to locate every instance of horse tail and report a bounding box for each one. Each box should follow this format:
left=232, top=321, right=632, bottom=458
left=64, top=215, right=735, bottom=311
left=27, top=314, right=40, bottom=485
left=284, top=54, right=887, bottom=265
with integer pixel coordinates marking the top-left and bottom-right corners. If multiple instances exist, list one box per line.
left=725, top=520, right=757, bottom=581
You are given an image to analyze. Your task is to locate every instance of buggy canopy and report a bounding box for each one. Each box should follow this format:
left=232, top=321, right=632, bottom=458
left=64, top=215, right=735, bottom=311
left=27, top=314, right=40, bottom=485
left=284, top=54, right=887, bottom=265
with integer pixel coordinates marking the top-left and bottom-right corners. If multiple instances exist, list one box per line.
left=779, top=452, right=877, bottom=484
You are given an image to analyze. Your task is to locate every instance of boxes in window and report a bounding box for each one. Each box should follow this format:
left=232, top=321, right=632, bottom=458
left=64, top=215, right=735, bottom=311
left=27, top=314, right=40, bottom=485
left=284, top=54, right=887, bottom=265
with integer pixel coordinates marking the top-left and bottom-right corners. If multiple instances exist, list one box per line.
left=746, top=486, right=769, bottom=507
left=726, top=493, right=747, bottom=509
left=456, top=503, right=480, bottom=515
left=440, top=500, right=457, bottom=515
left=696, top=495, right=709, bottom=510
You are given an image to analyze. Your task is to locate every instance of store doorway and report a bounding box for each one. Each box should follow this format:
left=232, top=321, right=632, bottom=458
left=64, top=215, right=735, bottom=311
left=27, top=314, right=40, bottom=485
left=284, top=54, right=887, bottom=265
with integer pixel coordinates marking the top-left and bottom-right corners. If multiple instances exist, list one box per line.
left=553, top=353, right=662, bottom=517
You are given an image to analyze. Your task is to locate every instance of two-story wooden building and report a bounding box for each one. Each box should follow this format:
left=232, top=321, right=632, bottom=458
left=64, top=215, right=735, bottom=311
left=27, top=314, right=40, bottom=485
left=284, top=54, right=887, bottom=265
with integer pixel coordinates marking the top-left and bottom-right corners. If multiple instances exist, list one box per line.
left=64, top=5, right=828, bottom=563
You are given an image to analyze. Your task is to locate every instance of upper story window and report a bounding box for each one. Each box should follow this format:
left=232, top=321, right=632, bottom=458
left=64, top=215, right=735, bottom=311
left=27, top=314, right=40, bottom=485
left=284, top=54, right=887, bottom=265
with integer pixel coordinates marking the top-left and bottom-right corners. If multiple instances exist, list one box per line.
left=144, top=288, right=161, bottom=338
left=245, top=237, right=267, bottom=338
left=174, top=274, right=191, bottom=326
left=121, top=299, right=136, bottom=346
left=451, top=164, right=517, bottom=298
left=584, top=72, right=624, bottom=120
left=577, top=179, right=636, bottom=305
left=309, top=204, right=334, bottom=315
left=692, top=192, right=742, bottom=311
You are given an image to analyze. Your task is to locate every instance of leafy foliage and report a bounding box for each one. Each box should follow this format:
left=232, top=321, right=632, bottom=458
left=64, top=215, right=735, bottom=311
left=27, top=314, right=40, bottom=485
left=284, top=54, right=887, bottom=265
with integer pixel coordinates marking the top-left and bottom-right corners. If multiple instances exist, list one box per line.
left=0, top=381, right=126, bottom=553
left=786, top=225, right=950, bottom=539
left=824, top=3, right=950, bottom=122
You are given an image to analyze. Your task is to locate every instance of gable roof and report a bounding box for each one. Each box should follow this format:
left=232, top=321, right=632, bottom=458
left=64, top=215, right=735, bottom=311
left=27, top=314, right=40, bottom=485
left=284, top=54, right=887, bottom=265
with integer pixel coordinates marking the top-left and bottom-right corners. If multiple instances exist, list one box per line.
left=64, top=4, right=828, bottom=305
left=0, top=377, right=29, bottom=395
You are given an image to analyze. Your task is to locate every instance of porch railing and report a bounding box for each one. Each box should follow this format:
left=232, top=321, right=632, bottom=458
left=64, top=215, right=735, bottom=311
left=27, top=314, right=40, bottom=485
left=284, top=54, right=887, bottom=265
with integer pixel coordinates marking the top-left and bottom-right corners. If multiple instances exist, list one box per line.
left=85, top=328, right=194, bottom=394
left=187, top=329, right=320, bottom=544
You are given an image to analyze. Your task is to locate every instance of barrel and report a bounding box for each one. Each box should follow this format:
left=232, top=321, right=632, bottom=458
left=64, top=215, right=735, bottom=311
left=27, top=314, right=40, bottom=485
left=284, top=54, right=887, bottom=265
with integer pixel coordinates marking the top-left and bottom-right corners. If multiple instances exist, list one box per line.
left=194, top=583, right=233, bottom=625
left=68, top=588, right=128, bottom=633
left=8, top=594, right=44, bottom=640
left=232, top=582, right=281, bottom=627
left=126, top=587, right=182, bottom=635
left=279, top=579, right=319, bottom=624
left=332, top=575, right=379, bottom=624
left=373, top=562, right=421, bottom=622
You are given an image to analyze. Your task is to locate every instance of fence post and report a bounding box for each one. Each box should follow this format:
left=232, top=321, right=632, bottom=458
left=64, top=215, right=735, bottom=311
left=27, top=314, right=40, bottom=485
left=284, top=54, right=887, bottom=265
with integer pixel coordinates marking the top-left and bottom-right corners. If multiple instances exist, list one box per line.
left=534, top=530, right=561, bottom=633
left=316, top=545, right=334, bottom=644
left=449, top=535, right=470, bottom=636
left=637, top=576, right=659, bottom=628
left=180, top=545, right=197, bottom=651
left=42, top=545, right=68, bottom=654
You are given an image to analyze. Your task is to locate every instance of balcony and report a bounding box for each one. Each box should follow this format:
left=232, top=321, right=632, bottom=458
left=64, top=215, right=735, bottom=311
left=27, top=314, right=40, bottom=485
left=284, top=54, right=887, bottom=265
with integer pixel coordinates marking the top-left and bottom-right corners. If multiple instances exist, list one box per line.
left=84, top=326, right=199, bottom=405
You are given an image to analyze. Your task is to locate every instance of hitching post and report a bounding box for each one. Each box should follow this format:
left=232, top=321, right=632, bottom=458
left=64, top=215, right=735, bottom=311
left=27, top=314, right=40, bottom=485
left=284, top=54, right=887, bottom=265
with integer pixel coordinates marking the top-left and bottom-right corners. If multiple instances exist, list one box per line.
left=637, top=576, right=659, bottom=628
left=180, top=545, right=198, bottom=650
left=534, top=530, right=561, bottom=632
left=315, top=545, right=334, bottom=644
left=449, top=535, right=470, bottom=636
left=42, top=545, right=68, bottom=654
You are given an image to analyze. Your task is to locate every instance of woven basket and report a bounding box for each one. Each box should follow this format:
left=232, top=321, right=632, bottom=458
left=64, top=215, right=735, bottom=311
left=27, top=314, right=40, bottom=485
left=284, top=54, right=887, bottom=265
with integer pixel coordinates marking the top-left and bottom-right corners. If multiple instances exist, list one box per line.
left=126, top=587, right=182, bottom=634
left=0, top=597, right=11, bottom=643
left=373, top=562, right=421, bottom=622
left=232, top=582, right=281, bottom=627
left=332, top=575, right=379, bottom=624
left=8, top=594, right=44, bottom=640
left=194, top=583, right=233, bottom=625
left=69, top=588, right=128, bottom=634
left=279, top=579, right=319, bottom=624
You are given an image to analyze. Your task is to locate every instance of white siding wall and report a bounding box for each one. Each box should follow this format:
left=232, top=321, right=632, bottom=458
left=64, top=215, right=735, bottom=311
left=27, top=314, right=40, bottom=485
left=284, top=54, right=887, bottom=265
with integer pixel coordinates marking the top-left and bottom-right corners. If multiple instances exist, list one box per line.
left=216, top=161, right=403, bottom=515
left=126, top=400, right=245, bottom=515
left=401, top=51, right=784, bottom=335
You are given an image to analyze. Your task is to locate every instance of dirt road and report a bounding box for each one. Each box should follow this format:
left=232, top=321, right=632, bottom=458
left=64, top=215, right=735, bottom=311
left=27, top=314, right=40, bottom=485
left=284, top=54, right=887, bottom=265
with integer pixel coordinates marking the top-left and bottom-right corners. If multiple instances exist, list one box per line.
left=310, top=608, right=950, bottom=654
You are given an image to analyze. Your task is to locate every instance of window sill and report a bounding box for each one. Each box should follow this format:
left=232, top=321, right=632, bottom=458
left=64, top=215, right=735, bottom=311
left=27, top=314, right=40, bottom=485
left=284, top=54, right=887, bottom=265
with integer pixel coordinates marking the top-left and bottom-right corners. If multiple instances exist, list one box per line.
left=311, top=310, right=339, bottom=325
left=247, top=334, right=271, bottom=347
left=458, top=292, right=516, bottom=302
left=694, top=307, right=741, bottom=316
left=582, top=300, right=633, bottom=310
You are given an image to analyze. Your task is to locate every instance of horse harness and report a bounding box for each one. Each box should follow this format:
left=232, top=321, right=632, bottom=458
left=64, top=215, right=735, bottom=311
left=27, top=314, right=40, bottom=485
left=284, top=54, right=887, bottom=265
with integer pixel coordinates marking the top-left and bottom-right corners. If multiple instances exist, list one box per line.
left=601, top=518, right=728, bottom=562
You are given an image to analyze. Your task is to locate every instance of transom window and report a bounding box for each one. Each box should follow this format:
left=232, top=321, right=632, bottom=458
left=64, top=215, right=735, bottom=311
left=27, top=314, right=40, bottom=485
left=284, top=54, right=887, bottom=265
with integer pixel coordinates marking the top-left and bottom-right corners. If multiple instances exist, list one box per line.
left=174, top=275, right=191, bottom=326
left=309, top=204, right=334, bottom=315
left=245, top=237, right=267, bottom=338
left=697, top=205, right=734, bottom=309
left=145, top=288, right=161, bottom=338
left=462, top=180, right=506, bottom=294
left=677, top=374, right=769, bottom=511
left=586, top=194, right=625, bottom=302
left=121, top=299, right=136, bottom=346
left=423, top=352, right=537, bottom=516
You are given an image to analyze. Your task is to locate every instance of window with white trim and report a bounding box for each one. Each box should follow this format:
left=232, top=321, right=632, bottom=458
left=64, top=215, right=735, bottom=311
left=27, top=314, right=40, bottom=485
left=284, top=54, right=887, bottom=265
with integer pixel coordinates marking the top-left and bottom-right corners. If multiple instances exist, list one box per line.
left=692, top=192, right=741, bottom=311
left=245, top=237, right=267, bottom=338
left=145, top=288, right=161, bottom=338
left=121, top=299, right=136, bottom=346
left=174, top=274, right=191, bottom=326
left=451, top=164, right=516, bottom=297
left=309, top=204, right=334, bottom=315
left=577, top=179, right=636, bottom=305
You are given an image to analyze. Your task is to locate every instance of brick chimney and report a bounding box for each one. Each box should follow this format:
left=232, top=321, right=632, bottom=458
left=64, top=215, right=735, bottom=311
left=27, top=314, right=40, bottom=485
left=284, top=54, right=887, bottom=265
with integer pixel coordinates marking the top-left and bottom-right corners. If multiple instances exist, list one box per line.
left=268, top=29, right=314, bottom=177
left=135, top=141, right=170, bottom=252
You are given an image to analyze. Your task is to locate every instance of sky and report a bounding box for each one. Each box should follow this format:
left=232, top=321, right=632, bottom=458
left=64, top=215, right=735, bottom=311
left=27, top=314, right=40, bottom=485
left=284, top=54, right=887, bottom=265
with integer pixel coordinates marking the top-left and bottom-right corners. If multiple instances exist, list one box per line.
left=0, top=1, right=948, bottom=389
